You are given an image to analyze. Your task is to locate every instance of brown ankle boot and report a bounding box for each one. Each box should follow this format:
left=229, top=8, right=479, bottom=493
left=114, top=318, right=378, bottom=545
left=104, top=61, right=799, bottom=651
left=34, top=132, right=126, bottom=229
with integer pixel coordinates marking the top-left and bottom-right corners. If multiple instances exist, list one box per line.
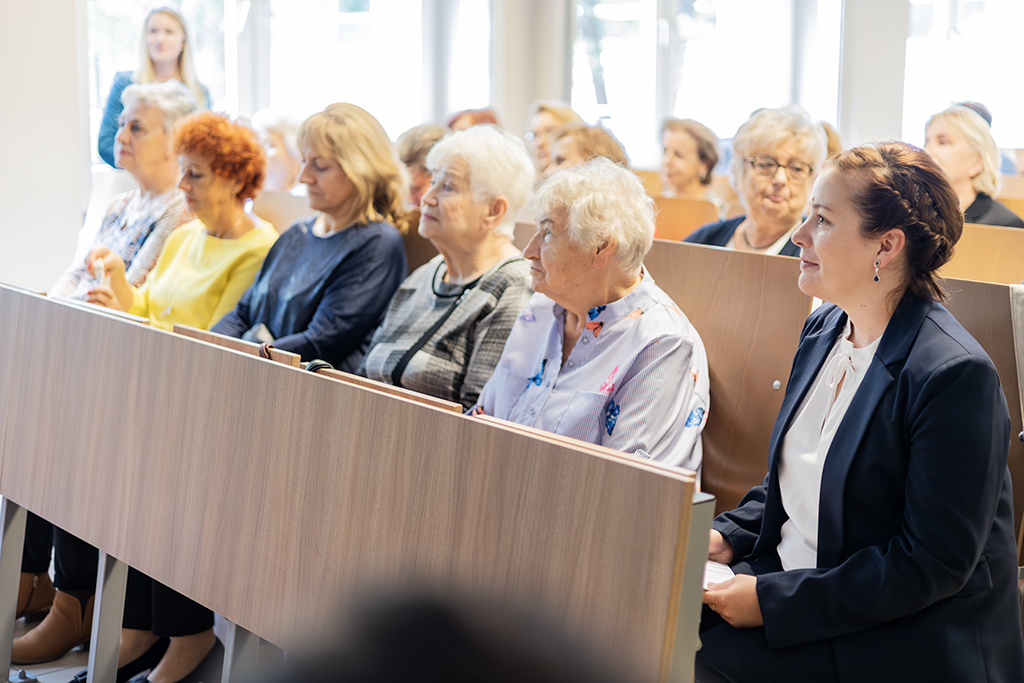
left=11, top=590, right=93, bottom=664
left=16, top=572, right=55, bottom=620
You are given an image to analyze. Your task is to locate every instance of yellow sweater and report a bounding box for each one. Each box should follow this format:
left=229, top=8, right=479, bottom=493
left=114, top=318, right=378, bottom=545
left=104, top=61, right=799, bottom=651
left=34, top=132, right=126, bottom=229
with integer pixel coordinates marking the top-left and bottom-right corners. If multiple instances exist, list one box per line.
left=129, top=218, right=278, bottom=330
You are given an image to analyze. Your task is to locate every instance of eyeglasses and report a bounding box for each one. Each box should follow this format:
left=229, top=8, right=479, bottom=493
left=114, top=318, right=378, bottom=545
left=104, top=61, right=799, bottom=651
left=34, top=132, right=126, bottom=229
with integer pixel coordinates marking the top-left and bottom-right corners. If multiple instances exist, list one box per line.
left=747, top=156, right=813, bottom=181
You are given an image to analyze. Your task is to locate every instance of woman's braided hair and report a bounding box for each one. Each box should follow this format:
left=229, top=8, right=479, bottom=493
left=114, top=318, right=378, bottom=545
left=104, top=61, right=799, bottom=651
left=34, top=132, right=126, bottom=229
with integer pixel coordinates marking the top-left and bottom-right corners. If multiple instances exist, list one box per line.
left=826, top=142, right=963, bottom=302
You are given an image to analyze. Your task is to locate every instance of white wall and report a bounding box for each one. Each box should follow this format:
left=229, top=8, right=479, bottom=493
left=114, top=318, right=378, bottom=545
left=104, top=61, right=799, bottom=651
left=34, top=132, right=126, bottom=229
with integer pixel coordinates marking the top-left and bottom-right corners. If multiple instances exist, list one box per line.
left=838, top=0, right=910, bottom=146
left=492, top=0, right=574, bottom=137
left=0, top=0, right=91, bottom=292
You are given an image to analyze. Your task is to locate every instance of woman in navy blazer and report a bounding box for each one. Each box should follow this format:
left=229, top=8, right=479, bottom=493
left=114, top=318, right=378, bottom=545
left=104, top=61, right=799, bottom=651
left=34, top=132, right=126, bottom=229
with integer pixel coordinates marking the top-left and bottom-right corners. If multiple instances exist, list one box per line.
left=697, top=142, right=1024, bottom=682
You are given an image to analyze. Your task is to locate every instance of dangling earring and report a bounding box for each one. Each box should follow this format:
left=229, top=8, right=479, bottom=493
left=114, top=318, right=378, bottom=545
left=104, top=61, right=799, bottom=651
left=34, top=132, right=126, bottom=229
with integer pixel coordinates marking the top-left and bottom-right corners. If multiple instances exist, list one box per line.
left=873, top=259, right=880, bottom=283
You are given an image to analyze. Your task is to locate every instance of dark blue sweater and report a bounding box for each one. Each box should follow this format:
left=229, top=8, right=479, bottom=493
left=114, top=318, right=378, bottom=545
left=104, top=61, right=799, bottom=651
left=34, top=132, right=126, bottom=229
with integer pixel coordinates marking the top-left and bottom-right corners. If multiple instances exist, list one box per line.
left=212, top=217, right=408, bottom=372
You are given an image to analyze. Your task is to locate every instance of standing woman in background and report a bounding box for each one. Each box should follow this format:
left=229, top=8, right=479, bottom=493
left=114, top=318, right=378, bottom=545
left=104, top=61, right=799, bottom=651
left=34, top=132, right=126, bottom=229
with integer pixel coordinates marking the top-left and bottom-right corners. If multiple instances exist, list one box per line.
left=99, top=5, right=209, bottom=168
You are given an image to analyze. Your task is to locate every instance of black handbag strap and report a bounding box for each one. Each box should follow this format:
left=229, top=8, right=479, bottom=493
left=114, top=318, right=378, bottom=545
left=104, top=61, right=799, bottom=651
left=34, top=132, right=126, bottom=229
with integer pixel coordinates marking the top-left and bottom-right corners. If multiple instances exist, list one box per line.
left=391, top=257, right=524, bottom=388
left=391, top=286, right=473, bottom=388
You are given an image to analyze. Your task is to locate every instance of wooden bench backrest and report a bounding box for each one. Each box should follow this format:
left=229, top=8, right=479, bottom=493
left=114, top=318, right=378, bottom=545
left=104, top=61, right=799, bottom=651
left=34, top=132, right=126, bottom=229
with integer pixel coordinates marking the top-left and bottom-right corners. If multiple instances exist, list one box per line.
left=0, top=284, right=705, bottom=681
left=653, top=196, right=720, bottom=241
left=999, top=175, right=1024, bottom=198
left=941, top=223, right=1024, bottom=285
left=644, top=241, right=811, bottom=513
left=309, top=365, right=463, bottom=413
left=634, top=169, right=663, bottom=195
left=943, top=280, right=1024, bottom=557
left=400, top=209, right=439, bottom=273
left=994, top=196, right=1024, bottom=224
left=172, top=324, right=302, bottom=367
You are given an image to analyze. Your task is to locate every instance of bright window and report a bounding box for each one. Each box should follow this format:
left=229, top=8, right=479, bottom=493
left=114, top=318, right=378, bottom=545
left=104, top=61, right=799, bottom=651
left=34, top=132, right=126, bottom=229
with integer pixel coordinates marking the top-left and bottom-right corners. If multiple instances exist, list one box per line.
left=902, top=0, right=1024, bottom=149
left=87, top=0, right=226, bottom=165
left=571, top=0, right=839, bottom=169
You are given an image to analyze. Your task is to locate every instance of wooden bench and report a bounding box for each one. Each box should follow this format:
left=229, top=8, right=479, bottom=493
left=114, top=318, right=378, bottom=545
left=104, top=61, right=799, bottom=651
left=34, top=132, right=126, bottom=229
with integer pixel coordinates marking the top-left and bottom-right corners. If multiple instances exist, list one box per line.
left=0, top=286, right=713, bottom=683
left=634, top=169, right=662, bottom=195
left=653, top=196, right=720, bottom=241
left=644, top=241, right=812, bottom=514
left=173, top=324, right=301, bottom=367
left=941, top=223, right=1024, bottom=285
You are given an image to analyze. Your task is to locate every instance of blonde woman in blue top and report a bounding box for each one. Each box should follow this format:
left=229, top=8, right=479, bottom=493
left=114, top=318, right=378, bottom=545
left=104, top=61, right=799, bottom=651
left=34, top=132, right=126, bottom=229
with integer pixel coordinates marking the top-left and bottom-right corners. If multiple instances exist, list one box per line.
left=98, top=6, right=209, bottom=168
left=472, top=158, right=709, bottom=471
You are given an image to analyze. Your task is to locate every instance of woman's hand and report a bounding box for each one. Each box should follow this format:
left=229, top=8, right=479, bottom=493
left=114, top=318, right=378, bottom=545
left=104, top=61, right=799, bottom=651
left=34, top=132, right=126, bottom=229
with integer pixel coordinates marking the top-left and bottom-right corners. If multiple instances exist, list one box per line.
left=709, top=529, right=735, bottom=564
left=85, top=248, right=133, bottom=311
left=86, top=285, right=124, bottom=311
left=86, top=247, right=126, bottom=280
left=703, top=574, right=763, bottom=628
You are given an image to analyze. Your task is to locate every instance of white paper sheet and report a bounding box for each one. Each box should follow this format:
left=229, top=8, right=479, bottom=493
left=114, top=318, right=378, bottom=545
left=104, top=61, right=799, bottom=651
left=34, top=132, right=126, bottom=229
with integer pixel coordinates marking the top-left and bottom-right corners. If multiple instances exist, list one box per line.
left=703, top=560, right=735, bottom=590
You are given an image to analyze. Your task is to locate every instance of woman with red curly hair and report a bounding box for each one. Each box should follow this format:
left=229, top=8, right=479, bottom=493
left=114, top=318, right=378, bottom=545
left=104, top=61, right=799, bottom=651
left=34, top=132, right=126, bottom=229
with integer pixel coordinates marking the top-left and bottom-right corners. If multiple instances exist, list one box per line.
left=88, top=111, right=278, bottom=333
left=81, top=111, right=278, bottom=683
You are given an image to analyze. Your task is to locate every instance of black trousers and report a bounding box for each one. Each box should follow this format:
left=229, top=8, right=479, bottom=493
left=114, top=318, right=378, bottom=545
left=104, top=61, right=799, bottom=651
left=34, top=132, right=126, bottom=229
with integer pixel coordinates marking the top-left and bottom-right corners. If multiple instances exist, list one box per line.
left=122, top=568, right=213, bottom=637
left=694, top=558, right=840, bottom=683
left=21, top=512, right=98, bottom=592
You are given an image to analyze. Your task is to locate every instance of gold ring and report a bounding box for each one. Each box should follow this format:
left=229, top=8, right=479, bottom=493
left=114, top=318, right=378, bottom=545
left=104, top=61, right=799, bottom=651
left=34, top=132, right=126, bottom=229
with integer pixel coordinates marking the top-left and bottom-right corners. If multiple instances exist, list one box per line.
left=710, top=604, right=716, bottom=612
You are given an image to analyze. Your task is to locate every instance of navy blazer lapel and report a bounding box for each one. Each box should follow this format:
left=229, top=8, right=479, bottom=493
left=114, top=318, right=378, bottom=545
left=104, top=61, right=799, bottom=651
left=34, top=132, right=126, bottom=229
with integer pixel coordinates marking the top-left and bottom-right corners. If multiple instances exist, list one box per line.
left=815, top=296, right=932, bottom=567
left=768, top=306, right=846, bottom=465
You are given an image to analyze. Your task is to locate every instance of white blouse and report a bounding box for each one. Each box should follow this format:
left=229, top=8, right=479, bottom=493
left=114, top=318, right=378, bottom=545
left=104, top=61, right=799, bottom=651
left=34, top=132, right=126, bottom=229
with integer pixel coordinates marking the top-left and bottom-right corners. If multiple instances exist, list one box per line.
left=777, top=319, right=882, bottom=570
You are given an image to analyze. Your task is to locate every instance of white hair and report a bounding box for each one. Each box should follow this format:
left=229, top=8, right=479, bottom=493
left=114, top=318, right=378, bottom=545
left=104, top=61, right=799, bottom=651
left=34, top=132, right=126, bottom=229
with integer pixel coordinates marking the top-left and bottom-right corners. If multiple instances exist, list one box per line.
left=120, top=81, right=198, bottom=133
left=532, top=157, right=654, bottom=275
left=729, top=104, right=828, bottom=193
left=251, top=110, right=302, bottom=161
left=425, top=124, right=535, bottom=239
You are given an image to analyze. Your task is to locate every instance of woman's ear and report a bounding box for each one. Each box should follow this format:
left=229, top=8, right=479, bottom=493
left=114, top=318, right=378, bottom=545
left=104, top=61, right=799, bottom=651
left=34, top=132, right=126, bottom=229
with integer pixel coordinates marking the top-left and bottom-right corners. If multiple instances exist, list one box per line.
left=482, top=196, right=510, bottom=231
left=877, top=228, right=906, bottom=269
left=593, top=239, right=616, bottom=269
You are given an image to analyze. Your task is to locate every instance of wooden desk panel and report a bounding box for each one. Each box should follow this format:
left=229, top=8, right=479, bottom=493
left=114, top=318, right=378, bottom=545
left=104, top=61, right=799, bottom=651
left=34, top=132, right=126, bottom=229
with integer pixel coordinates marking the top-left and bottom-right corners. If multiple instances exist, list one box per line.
left=644, top=241, right=811, bottom=513
left=0, top=287, right=701, bottom=681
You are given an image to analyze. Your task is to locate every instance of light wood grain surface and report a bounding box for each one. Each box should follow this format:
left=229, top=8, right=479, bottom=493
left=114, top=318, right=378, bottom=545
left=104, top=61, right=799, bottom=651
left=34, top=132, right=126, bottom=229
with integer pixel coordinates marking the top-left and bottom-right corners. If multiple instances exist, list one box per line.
left=0, top=286, right=702, bottom=681
left=943, top=278, right=1024, bottom=550
left=940, top=223, right=1024, bottom=285
left=643, top=240, right=811, bottom=514
left=653, top=196, right=720, bottom=241
left=173, top=325, right=301, bottom=367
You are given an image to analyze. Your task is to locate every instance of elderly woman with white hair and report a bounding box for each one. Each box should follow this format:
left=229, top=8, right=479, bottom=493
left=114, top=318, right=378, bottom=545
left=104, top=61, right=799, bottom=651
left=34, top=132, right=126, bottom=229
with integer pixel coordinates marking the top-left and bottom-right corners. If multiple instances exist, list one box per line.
left=686, top=106, right=827, bottom=256
left=924, top=104, right=1024, bottom=228
left=471, top=158, right=709, bottom=471
left=360, top=125, right=535, bottom=410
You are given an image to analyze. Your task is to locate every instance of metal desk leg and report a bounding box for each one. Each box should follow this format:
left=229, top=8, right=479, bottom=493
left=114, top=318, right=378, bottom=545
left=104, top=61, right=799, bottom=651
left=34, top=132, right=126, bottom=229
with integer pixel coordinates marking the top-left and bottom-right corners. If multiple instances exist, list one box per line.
left=668, top=491, right=716, bottom=683
left=86, top=553, right=128, bottom=683
left=0, top=499, right=27, bottom=671
left=222, top=622, right=259, bottom=683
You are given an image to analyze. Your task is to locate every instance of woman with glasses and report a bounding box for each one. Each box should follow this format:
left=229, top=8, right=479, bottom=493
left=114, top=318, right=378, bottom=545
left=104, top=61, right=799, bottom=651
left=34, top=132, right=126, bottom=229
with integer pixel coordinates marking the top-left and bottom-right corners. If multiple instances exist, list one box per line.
left=685, top=106, right=827, bottom=256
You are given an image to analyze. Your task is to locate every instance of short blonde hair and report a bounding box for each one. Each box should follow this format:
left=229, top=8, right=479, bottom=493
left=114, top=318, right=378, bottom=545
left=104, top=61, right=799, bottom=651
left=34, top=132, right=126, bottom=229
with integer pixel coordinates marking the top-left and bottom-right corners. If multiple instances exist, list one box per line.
left=553, top=123, right=630, bottom=167
left=396, top=124, right=449, bottom=169
left=925, top=105, right=1003, bottom=197
left=533, top=157, right=654, bottom=275
left=528, top=101, right=584, bottom=126
left=134, top=6, right=208, bottom=109
left=730, top=105, right=827, bottom=192
left=298, top=103, right=411, bottom=233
